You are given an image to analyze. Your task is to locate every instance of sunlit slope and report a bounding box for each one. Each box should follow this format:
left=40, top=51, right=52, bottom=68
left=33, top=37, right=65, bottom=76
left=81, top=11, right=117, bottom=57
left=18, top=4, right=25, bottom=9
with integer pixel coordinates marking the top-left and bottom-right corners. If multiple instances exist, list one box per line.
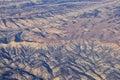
left=0, top=0, right=120, bottom=44
left=0, top=0, right=120, bottom=80
left=0, top=39, right=120, bottom=80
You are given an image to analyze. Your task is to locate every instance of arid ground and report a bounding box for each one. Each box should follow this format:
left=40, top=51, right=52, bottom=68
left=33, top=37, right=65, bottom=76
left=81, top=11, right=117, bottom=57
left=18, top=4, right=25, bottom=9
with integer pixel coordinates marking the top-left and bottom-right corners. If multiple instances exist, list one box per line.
left=0, top=0, right=120, bottom=80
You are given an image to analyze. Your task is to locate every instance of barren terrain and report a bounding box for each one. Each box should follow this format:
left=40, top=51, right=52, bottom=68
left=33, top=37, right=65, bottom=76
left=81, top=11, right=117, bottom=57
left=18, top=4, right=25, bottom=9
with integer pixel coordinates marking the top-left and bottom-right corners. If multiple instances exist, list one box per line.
left=0, top=0, right=120, bottom=80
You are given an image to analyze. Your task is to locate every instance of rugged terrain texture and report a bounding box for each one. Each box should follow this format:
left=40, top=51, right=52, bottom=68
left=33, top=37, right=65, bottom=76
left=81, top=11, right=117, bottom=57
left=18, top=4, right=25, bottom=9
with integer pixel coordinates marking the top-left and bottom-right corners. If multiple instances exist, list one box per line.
left=0, top=40, right=120, bottom=80
left=0, top=0, right=120, bottom=80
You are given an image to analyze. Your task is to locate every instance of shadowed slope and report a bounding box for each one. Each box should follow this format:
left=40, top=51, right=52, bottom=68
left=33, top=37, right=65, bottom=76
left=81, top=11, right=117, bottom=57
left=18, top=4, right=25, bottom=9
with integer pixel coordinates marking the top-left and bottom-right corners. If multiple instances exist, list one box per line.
left=0, top=40, right=120, bottom=80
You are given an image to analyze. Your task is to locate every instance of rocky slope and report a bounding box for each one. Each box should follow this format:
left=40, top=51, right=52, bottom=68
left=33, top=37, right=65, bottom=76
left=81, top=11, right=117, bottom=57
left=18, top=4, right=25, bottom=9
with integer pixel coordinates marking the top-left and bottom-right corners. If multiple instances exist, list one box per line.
left=0, top=39, right=120, bottom=80
left=0, top=0, right=120, bottom=80
left=0, top=0, right=120, bottom=44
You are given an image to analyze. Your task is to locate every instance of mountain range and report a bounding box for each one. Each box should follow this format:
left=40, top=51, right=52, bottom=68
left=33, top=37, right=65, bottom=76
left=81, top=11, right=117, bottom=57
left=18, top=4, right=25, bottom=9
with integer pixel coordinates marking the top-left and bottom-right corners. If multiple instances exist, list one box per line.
left=0, top=0, right=120, bottom=80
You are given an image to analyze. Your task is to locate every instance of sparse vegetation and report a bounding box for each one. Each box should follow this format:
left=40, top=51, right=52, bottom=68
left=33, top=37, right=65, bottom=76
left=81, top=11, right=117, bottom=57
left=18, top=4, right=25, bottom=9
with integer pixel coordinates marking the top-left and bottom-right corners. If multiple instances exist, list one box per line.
left=0, top=40, right=120, bottom=80
left=0, top=0, right=120, bottom=80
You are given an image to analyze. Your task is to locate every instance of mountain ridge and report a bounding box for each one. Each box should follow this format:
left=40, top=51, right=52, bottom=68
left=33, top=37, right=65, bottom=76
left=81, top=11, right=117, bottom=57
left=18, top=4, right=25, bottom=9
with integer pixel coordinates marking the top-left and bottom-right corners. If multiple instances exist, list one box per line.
left=0, top=0, right=120, bottom=80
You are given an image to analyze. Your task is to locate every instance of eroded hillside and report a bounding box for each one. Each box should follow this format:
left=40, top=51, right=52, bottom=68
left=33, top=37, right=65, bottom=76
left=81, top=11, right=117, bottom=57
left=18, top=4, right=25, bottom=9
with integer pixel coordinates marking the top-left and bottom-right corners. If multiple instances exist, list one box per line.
left=0, top=0, right=119, bottom=44
left=0, top=0, right=120, bottom=80
left=0, top=40, right=120, bottom=80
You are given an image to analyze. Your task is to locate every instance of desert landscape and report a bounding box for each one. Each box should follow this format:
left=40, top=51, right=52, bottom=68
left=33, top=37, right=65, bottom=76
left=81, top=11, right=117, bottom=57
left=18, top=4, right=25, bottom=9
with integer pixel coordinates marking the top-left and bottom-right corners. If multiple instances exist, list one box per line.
left=0, top=0, right=120, bottom=80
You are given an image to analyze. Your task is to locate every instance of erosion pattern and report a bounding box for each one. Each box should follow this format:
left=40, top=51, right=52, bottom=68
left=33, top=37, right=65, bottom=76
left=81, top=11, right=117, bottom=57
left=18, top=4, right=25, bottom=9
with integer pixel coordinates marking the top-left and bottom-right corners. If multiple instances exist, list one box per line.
left=0, top=0, right=120, bottom=80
